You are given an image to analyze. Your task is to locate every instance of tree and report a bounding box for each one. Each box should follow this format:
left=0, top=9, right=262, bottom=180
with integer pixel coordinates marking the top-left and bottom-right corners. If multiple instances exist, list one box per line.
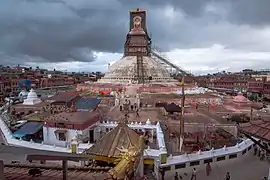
left=230, top=114, right=249, bottom=123
left=248, top=94, right=258, bottom=102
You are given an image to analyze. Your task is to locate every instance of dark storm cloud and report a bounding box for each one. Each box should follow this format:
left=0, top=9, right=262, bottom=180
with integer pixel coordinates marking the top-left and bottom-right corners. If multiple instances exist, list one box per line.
left=0, top=0, right=269, bottom=65
left=226, top=0, right=270, bottom=26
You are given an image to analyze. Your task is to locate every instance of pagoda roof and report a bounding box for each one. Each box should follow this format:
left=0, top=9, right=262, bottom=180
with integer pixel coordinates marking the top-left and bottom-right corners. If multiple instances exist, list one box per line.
left=85, top=123, right=141, bottom=158
left=238, top=120, right=270, bottom=142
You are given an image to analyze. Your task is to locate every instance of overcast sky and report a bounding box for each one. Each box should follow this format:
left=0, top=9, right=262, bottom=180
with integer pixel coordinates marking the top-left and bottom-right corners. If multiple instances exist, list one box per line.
left=1, top=0, right=270, bottom=75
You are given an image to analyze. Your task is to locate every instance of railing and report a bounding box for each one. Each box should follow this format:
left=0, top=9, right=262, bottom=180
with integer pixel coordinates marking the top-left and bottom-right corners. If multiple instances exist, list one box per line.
left=157, top=138, right=254, bottom=179
left=99, top=121, right=167, bottom=156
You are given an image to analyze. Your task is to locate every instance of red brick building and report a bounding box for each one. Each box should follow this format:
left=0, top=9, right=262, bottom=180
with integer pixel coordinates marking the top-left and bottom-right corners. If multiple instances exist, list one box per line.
left=213, top=76, right=249, bottom=92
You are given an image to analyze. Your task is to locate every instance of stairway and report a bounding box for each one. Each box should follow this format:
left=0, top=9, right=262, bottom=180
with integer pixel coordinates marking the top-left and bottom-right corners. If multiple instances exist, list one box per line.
left=136, top=55, right=145, bottom=84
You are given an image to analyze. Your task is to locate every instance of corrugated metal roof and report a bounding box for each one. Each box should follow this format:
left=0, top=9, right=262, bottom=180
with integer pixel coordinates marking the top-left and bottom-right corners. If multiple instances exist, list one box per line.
left=75, top=98, right=101, bottom=111
left=13, top=122, right=43, bottom=138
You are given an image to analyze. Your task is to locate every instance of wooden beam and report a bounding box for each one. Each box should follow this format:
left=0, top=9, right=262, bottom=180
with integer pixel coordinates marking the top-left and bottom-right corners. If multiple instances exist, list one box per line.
left=0, top=160, right=4, bottom=180
left=62, top=160, right=68, bottom=180
left=27, top=154, right=90, bottom=161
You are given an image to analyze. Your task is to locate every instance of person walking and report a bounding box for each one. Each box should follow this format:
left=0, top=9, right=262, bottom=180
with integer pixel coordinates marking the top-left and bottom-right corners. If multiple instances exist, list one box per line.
left=254, top=146, right=258, bottom=156
left=260, top=151, right=265, bottom=161
left=190, top=168, right=196, bottom=180
left=160, top=168, right=165, bottom=180
left=174, top=172, right=179, bottom=180
left=206, top=162, right=211, bottom=176
left=225, top=172, right=231, bottom=180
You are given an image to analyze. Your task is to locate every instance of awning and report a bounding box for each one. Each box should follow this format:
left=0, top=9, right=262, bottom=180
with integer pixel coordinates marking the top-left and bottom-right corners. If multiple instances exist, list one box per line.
left=13, top=122, right=43, bottom=138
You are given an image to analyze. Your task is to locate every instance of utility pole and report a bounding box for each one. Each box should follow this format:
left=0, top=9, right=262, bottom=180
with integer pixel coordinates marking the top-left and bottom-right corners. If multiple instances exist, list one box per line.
left=250, top=106, right=253, bottom=121
left=179, top=76, right=185, bottom=152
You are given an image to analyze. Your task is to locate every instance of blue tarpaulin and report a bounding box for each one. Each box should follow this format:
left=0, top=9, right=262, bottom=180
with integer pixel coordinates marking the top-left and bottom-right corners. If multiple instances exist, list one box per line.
left=13, top=122, right=43, bottom=138
left=18, top=79, right=32, bottom=90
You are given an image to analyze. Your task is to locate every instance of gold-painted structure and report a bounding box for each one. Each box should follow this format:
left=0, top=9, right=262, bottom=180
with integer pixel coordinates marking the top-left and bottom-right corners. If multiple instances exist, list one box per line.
left=109, top=136, right=144, bottom=179
left=85, top=123, right=145, bottom=180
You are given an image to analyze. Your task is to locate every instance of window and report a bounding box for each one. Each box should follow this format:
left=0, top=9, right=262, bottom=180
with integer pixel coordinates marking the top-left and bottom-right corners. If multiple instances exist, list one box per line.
left=160, top=166, right=171, bottom=172
left=190, top=161, right=200, bottom=166
left=204, top=159, right=213, bottom=164
left=175, top=163, right=186, bottom=169
left=66, top=124, right=74, bottom=129
left=56, top=123, right=65, bottom=128
left=58, top=133, right=66, bottom=141
left=216, top=156, right=226, bottom=161
left=229, top=154, right=237, bottom=159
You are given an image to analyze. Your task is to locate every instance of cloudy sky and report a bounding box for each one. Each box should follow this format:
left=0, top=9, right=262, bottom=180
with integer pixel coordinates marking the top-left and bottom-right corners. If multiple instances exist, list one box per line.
left=1, top=0, right=270, bottom=75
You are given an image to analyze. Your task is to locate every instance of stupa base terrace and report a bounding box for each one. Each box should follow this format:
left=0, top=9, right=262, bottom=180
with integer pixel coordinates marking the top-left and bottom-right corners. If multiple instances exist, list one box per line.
left=76, top=82, right=197, bottom=94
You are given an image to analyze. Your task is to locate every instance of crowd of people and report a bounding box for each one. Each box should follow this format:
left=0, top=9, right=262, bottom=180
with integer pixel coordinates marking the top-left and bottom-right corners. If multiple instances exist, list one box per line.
left=172, top=166, right=231, bottom=180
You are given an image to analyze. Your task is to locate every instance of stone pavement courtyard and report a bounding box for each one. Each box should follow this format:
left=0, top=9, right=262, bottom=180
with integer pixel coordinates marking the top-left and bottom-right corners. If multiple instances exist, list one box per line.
left=176, top=153, right=269, bottom=180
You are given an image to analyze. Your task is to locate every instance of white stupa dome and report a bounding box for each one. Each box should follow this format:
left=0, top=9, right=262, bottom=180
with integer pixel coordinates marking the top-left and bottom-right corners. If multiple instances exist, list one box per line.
left=23, top=88, right=42, bottom=105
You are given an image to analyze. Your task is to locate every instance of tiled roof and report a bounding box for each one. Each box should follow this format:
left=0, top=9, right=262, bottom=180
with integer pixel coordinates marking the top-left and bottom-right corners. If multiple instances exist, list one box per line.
left=45, top=111, right=100, bottom=124
left=75, top=98, right=101, bottom=111
left=239, top=120, right=270, bottom=142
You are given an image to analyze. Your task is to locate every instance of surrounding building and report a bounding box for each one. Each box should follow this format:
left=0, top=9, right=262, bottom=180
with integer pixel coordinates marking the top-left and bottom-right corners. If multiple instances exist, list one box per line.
left=0, top=9, right=269, bottom=180
left=195, top=70, right=270, bottom=100
left=0, top=66, right=98, bottom=99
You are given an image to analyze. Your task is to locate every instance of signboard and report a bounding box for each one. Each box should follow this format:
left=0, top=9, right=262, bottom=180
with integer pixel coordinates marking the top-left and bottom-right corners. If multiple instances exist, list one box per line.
left=160, top=153, right=167, bottom=164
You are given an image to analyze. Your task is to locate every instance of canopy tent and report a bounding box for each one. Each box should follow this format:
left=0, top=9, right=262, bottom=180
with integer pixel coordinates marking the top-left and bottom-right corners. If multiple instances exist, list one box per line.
left=13, top=121, right=43, bottom=138
left=164, top=103, right=181, bottom=113
left=155, top=102, right=167, bottom=108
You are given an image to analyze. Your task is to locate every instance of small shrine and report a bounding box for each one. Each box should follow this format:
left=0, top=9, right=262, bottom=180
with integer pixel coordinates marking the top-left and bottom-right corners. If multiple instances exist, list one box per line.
left=233, top=92, right=248, bottom=105
left=23, top=88, right=42, bottom=105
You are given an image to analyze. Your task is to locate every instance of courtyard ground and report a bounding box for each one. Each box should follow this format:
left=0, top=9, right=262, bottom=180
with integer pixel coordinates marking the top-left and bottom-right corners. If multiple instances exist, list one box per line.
left=175, top=153, right=269, bottom=180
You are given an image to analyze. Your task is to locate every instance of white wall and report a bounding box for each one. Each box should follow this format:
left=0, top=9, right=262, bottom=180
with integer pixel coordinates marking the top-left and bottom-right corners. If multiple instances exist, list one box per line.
left=43, top=127, right=82, bottom=147
left=158, top=139, right=254, bottom=179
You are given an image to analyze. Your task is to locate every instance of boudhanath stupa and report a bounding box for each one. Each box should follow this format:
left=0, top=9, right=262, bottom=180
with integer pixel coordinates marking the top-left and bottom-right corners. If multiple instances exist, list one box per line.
left=98, top=9, right=179, bottom=85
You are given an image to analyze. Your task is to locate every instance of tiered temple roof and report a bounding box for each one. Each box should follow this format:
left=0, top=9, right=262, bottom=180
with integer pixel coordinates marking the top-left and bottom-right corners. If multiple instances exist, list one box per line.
left=85, top=123, right=143, bottom=160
